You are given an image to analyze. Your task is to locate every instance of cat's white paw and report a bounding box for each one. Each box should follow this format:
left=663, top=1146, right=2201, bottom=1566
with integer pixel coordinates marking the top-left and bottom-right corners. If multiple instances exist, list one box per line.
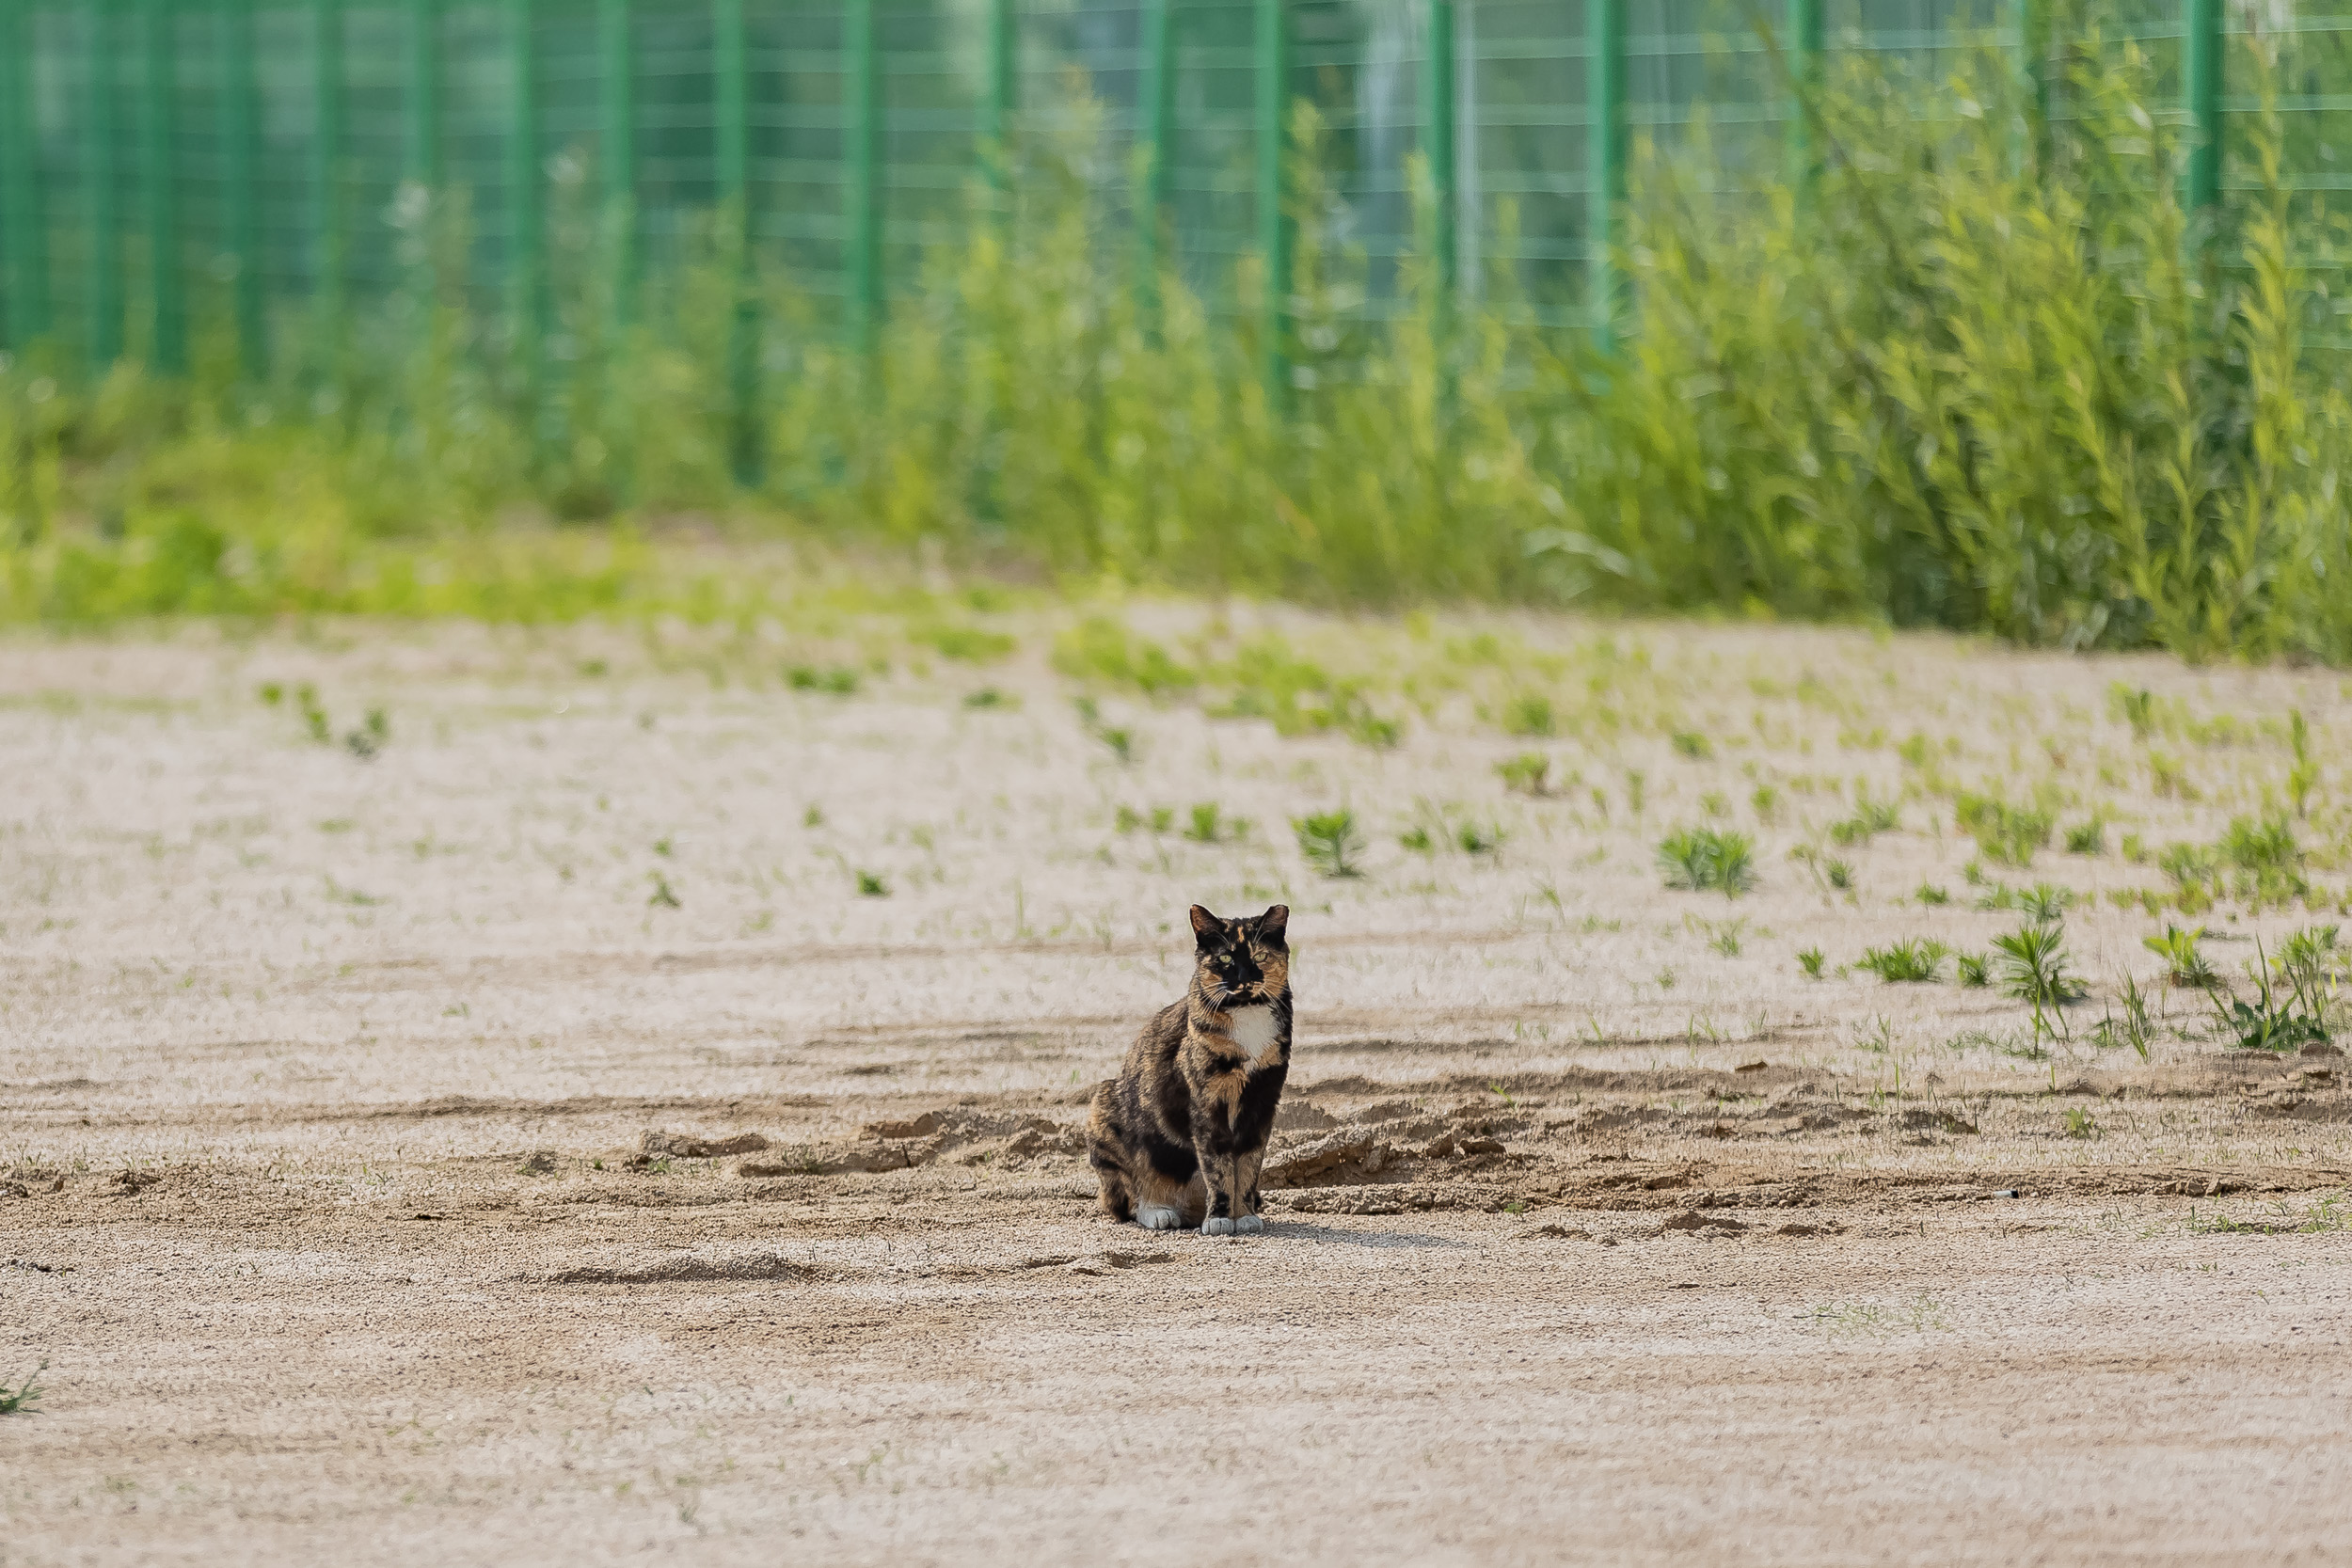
left=1136, top=1205, right=1185, bottom=1230
left=1200, top=1216, right=1237, bottom=1236
left=1234, top=1215, right=1263, bottom=1234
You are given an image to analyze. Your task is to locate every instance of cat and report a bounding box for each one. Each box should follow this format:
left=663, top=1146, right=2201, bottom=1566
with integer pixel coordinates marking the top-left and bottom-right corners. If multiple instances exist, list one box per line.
left=1087, top=903, right=1292, bottom=1235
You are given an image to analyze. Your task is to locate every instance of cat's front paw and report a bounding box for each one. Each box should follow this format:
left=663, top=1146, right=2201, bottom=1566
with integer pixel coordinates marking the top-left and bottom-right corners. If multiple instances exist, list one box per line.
left=1234, top=1215, right=1263, bottom=1234
left=1136, top=1205, right=1185, bottom=1230
left=1200, top=1216, right=1237, bottom=1236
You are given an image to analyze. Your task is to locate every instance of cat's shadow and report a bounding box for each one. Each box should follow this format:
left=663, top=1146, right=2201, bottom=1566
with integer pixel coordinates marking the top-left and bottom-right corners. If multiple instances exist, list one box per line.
left=1250, top=1220, right=1468, bottom=1249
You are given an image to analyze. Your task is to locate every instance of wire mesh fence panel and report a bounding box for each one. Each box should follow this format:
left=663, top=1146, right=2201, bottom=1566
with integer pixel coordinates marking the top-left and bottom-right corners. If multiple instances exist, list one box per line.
left=0, top=0, right=2343, bottom=374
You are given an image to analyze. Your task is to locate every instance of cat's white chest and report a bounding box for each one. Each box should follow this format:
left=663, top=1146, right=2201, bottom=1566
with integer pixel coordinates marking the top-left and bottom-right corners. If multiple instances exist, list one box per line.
left=1228, top=1005, right=1279, bottom=1058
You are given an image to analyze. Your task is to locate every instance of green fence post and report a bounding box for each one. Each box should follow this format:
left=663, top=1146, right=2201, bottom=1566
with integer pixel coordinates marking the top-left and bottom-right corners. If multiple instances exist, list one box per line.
left=1254, top=0, right=1289, bottom=401
left=597, top=0, right=632, bottom=316
left=221, top=0, right=264, bottom=378
left=1135, top=0, right=1173, bottom=314
left=140, top=0, right=180, bottom=372
left=406, top=0, right=439, bottom=188
left=1585, top=0, right=1623, bottom=351
left=1, top=0, right=47, bottom=349
left=1784, top=0, right=1821, bottom=191
left=313, top=0, right=345, bottom=371
left=716, top=0, right=757, bottom=483
left=2185, top=0, right=2221, bottom=217
left=507, top=0, right=542, bottom=419
left=981, top=0, right=1013, bottom=192
left=86, top=0, right=122, bottom=368
left=1422, top=0, right=1455, bottom=304
left=846, top=0, right=881, bottom=359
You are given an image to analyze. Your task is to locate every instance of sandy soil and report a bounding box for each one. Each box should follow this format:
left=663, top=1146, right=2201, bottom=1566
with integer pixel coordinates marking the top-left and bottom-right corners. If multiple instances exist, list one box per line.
left=6, top=610, right=2351, bottom=1564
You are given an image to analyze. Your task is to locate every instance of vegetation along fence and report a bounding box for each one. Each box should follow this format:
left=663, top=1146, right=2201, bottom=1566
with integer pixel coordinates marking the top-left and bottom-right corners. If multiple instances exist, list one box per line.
left=12, top=0, right=2352, bottom=655
left=0, top=0, right=2312, bottom=390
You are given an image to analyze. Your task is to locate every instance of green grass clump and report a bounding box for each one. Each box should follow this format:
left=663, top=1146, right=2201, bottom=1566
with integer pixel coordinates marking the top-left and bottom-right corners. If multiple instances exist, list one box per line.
left=0, top=1361, right=44, bottom=1416
left=2143, top=925, right=2218, bottom=989
left=1053, top=619, right=1196, bottom=697
left=1797, top=945, right=1825, bottom=979
left=1497, top=752, right=1552, bottom=796
left=1183, top=803, right=1246, bottom=844
left=1953, top=793, right=2054, bottom=867
left=1658, top=827, right=1756, bottom=896
left=787, top=664, right=860, bottom=696
left=1828, top=794, right=1900, bottom=847
left=1993, top=922, right=2087, bottom=1046
left=1857, top=939, right=1948, bottom=984
left=1295, top=810, right=1365, bottom=879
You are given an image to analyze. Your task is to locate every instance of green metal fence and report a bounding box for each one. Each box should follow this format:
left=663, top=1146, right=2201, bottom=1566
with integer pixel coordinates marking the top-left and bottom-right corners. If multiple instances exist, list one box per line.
left=0, top=0, right=2303, bottom=382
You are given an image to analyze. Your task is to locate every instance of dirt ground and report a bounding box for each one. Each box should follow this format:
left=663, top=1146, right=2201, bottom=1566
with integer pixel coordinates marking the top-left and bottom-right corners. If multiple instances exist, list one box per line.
left=6, top=609, right=2352, bottom=1564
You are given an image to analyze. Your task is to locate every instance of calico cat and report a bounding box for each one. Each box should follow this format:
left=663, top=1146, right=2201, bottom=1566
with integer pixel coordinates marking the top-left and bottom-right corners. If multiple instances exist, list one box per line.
left=1088, top=903, right=1292, bottom=1235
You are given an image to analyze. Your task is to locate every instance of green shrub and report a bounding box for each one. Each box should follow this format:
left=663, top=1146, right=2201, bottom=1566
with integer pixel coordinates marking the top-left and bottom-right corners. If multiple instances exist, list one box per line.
left=1658, top=827, right=1756, bottom=896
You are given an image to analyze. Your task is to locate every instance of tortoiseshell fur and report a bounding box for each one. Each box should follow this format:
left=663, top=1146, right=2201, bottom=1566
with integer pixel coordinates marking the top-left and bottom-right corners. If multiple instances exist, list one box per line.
left=1088, top=904, right=1293, bottom=1235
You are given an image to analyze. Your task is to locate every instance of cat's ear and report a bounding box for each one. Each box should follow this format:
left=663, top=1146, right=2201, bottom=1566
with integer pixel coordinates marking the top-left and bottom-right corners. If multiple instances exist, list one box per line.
left=1189, top=904, right=1221, bottom=946
left=1257, top=904, right=1289, bottom=944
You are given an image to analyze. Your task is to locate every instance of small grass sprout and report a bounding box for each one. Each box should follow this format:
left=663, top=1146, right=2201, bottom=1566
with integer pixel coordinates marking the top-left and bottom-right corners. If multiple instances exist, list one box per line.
left=1658, top=827, right=1757, bottom=896
left=1184, top=803, right=1245, bottom=844
left=2091, top=973, right=2157, bottom=1061
left=1670, top=729, right=1712, bottom=759
left=1993, top=921, right=2086, bottom=1045
left=855, top=869, right=890, bottom=897
left=1828, top=793, right=1901, bottom=847
left=1954, top=792, right=2055, bottom=866
left=1797, top=945, right=1826, bottom=979
left=1915, top=883, right=1950, bottom=906
left=1456, top=821, right=1505, bottom=856
left=1955, top=952, right=1991, bottom=988
left=1857, top=938, right=1949, bottom=984
left=0, top=1360, right=45, bottom=1415
left=1295, top=809, right=1365, bottom=879
left=2143, top=925, right=2218, bottom=989
left=787, top=664, right=860, bottom=696
left=1497, top=752, right=1552, bottom=796
left=2288, top=710, right=2319, bottom=818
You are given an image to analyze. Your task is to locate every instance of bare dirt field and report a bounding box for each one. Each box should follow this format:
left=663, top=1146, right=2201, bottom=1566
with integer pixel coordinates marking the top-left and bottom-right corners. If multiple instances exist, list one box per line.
left=6, top=606, right=2352, bottom=1564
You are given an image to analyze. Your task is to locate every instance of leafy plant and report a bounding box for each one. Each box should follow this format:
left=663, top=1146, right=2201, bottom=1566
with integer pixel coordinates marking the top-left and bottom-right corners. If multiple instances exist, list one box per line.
left=1496, top=752, right=1552, bottom=796
left=2091, top=973, right=2157, bottom=1061
left=1857, top=939, right=1947, bottom=983
left=0, top=1360, right=44, bottom=1415
left=2062, top=1107, right=2099, bottom=1139
left=2210, top=936, right=2332, bottom=1053
left=1954, top=792, right=2054, bottom=866
left=1501, top=694, right=1556, bottom=738
left=2143, top=925, right=2218, bottom=989
left=646, top=873, right=681, bottom=909
left=1295, top=810, right=1365, bottom=879
left=1915, top=883, right=1949, bottom=906
left=2063, top=818, right=2105, bottom=855
left=787, top=665, right=860, bottom=696
left=1456, top=821, right=1504, bottom=856
left=855, top=869, right=890, bottom=897
left=1184, top=803, right=1245, bottom=844
left=1828, top=793, right=1901, bottom=847
left=1993, top=922, right=2085, bottom=1046
left=2288, top=710, right=2320, bottom=818
left=1797, top=945, right=1825, bottom=978
left=1658, top=827, right=1756, bottom=896
left=1670, top=729, right=1712, bottom=759
left=1955, top=953, right=1990, bottom=988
